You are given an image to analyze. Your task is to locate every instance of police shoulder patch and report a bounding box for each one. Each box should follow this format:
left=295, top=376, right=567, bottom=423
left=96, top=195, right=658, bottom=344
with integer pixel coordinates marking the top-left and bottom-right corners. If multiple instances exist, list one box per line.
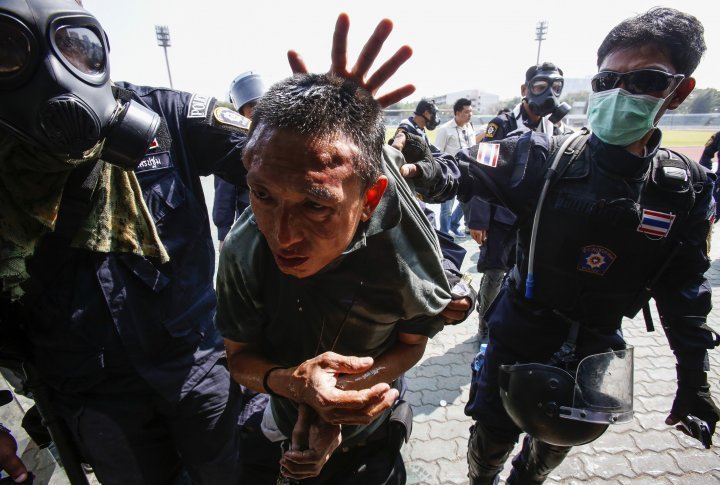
left=577, top=245, right=616, bottom=276
left=485, top=123, right=499, bottom=138
left=213, top=107, right=251, bottom=132
left=187, top=93, right=212, bottom=119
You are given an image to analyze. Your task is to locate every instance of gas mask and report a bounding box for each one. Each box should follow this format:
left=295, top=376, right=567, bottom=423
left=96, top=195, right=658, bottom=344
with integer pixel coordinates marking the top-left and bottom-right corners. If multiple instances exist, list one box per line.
left=424, top=106, right=441, bottom=130
left=525, top=68, right=571, bottom=124
left=0, top=0, right=160, bottom=169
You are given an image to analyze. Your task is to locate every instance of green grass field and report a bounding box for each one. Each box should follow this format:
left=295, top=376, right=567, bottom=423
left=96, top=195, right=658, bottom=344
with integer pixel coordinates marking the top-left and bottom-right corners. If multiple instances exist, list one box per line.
left=385, top=127, right=715, bottom=148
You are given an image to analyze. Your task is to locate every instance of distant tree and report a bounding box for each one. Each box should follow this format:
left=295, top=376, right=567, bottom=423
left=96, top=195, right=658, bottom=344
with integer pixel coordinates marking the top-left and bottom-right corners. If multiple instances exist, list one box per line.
left=675, top=88, right=720, bottom=114
left=491, top=96, right=522, bottom=114
left=560, top=91, right=590, bottom=106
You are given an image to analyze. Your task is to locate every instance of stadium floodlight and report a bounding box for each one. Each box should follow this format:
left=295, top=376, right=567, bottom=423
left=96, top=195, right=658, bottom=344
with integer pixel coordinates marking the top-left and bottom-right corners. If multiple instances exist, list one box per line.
left=155, top=25, right=174, bottom=89
left=535, top=20, right=548, bottom=65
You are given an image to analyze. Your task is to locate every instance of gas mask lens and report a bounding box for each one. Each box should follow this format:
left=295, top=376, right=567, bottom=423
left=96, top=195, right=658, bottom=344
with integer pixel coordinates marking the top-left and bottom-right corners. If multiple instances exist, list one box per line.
left=55, top=26, right=105, bottom=75
left=529, top=78, right=564, bottom=97
left=0, top=19, right=31, bottom=77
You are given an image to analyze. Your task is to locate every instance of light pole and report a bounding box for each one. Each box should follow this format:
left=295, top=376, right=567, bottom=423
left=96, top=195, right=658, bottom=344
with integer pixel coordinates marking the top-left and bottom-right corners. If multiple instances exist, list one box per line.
left=535, top=20, right=548, bottom=65
left=155, top=25, right=173, bottom=89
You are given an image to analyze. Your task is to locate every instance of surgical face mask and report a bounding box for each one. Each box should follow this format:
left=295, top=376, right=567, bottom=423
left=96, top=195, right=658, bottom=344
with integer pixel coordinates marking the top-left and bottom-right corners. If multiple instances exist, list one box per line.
left=0, top=0, right=160, bottom=169
left=587, top=88, right=669, bottom=146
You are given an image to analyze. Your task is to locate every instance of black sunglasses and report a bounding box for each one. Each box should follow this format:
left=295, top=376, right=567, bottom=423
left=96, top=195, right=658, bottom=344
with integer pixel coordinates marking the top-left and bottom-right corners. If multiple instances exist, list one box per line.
left=591, top=69, right=684, bottom=95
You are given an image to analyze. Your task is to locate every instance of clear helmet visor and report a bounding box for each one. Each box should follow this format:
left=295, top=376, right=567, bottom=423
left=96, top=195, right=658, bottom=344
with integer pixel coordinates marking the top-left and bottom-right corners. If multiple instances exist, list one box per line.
left=54, top=25, right=105, bottom=76
left=0, top=17, right=31, bottom=77
left=561, top=347, right=634, bottom=424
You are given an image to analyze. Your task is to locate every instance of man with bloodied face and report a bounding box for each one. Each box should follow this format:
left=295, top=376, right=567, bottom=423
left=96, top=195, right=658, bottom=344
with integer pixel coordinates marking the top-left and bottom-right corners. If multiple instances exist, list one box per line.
left=215, top=72, right=454, bottom=483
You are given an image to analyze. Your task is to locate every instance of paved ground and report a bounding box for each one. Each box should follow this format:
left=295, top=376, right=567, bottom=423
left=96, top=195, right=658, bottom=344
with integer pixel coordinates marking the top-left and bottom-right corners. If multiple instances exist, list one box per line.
left=2, top=181, right=719, bottom=484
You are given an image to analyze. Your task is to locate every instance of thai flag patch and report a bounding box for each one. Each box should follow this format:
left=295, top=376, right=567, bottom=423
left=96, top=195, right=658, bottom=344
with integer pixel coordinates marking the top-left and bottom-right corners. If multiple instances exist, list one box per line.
left=637, top=209, right=675, bottom=237
left=475, top=143, right=500, bottom=167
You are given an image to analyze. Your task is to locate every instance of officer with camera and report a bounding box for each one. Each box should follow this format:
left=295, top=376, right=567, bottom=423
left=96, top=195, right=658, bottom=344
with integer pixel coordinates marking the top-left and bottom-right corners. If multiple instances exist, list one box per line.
left=399, top=8, right=720, bottom=484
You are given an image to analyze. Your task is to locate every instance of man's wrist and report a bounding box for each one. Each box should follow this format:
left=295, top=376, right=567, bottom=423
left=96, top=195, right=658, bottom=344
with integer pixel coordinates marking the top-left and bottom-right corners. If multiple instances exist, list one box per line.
left=263, top=366, right=287, bottom=397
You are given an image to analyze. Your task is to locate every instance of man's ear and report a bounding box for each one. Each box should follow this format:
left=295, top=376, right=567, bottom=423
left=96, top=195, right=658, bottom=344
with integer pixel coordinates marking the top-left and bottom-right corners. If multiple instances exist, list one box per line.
left=520, top=84, right=528, bottom=98
left=361, top=176, right=388, bottom=221
left=667, top=77, right=695, bottom=110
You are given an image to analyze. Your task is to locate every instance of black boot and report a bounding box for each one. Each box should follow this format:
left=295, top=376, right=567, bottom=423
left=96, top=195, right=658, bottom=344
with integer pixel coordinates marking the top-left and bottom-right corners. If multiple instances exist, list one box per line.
left=506, top=435, right=572, bottom=484
left=467, top=423, right=517, bottom=485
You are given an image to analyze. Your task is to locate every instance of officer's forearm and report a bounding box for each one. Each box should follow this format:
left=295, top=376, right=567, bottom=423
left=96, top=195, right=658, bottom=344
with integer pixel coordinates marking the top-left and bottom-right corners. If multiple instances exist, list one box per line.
left=335, top=333, right=427, bottom=391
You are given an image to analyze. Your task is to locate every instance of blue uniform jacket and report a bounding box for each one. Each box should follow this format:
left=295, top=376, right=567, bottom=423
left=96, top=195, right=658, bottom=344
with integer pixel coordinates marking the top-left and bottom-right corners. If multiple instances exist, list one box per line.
left=433, top=130, right=717, bottom=371
left=16, top=82, right=247, bottom=403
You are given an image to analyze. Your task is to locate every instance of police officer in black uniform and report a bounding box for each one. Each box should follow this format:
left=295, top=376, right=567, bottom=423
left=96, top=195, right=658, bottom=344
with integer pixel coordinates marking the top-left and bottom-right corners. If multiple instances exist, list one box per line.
left=0, top=1, right=248, bottom=483
left=400, top=8, right=720, bottom=484
left=391, top=100, right=442, bottom=228
left=483, top=63, right=571, bottom=143
left=471, top=64, right=572, bottom=341
left=213, top=71, right=263, bottom=247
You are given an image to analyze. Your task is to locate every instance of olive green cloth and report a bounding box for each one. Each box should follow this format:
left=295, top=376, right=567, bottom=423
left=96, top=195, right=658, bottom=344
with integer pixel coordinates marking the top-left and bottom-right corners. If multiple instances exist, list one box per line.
left=0, top=130, right=168, bottom=300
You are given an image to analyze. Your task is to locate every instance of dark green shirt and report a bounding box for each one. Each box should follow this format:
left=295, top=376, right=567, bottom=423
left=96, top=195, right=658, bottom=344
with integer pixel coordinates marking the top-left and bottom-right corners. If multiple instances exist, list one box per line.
left=216, top=146, right=451, bottom=445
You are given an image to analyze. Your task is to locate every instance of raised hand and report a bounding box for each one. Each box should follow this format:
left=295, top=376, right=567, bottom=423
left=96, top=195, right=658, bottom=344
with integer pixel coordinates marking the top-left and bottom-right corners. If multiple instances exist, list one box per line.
left=287, top=13, right=415, bottom=107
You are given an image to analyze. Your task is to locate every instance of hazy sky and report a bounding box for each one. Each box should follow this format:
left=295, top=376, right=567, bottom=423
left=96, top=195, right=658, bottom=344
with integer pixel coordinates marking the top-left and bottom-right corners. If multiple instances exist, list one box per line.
left=83, top=0, right=719, bottom=103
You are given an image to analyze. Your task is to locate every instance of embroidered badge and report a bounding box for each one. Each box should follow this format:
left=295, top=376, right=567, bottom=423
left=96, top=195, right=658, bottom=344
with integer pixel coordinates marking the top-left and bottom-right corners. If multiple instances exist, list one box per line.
left=213, top=107, right=251, bottom=131
left=187, top=93, right=211, bottom=119
left=485, top=123, right=498, bottom=138
left=475, top=142, right=500, bottom=168
left=577, top=245, right=616, bottom=276
left=136, top=151, right=172, bottom=173
left=637, top=209, right=675, bottom=238
left=148, top=138, right=159, bottom=150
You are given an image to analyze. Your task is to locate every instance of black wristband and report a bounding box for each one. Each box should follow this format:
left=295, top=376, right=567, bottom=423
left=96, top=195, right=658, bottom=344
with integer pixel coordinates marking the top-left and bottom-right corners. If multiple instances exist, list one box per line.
left=262, top=366, right=286, bottom=397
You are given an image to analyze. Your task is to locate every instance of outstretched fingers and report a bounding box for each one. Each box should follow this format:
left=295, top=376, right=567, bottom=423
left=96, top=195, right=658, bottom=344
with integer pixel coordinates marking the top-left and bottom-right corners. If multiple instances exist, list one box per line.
left=330, top=13, right=350, bottom=76
left=287, top=50, right=308, bottom=74
left=365, top=45, right=413, bottom=94
left=376, top=83, right=417, bottom=109
left=350, top=18, right=393, bottom=81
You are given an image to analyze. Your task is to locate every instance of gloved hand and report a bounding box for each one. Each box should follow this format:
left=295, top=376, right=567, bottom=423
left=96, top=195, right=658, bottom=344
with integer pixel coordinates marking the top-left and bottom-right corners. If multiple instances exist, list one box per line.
left=442, top=270, right=477, bottom=325
left=390, top=130, right=437, bottom=189
left=666, top=367, right=720, bottom=447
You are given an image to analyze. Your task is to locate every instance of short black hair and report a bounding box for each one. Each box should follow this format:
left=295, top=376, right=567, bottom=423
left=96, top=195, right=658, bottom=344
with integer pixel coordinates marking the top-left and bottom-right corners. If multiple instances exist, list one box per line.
left=597, top=7, right=706, bottom=76
left=249, top=73, right=384, bottom=189
left=525, top=62, right=563, bottom=82
left=453, top=98, right=472, bottom=114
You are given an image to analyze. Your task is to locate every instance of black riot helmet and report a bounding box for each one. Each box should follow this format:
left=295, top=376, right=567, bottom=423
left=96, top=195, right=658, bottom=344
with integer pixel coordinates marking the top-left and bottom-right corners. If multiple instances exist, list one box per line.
left=415, top=99, right=440, bottom=130
left=499, top=347, right=634, bottom=447
left=0, top=0, right=160, bottom=168
left=524, top=62, right=571, bottom=124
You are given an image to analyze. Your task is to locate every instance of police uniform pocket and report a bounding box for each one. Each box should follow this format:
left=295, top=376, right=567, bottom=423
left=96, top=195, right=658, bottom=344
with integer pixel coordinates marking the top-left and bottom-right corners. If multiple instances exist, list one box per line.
left=143, top=171, right=187, bottom=224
